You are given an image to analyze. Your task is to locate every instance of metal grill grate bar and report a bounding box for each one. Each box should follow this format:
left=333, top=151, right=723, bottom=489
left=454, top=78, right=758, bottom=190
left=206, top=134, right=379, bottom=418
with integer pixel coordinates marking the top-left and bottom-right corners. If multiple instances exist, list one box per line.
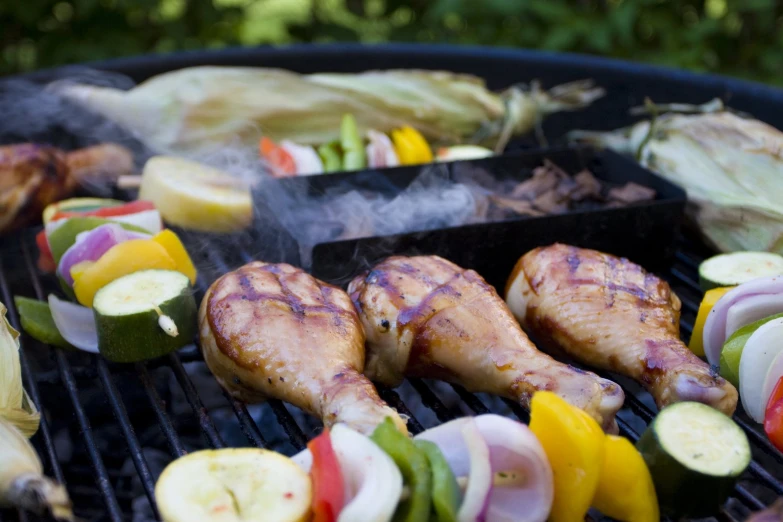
left=223, top=392, right=267, bottom=448
left=267, top=400, right=307, bottom=451
left=2, top=230, right=779, bottom=521
left=408, top=378, right=456, bottom=423
left=137, top=363, right=187, bottom=457
left=450, top=385, right=491, bottom=414
left=95, top=360, right=160, bottom=519
left=19, top=241, right=125, bottom=522
left=167, top=354, right=225, bottom=448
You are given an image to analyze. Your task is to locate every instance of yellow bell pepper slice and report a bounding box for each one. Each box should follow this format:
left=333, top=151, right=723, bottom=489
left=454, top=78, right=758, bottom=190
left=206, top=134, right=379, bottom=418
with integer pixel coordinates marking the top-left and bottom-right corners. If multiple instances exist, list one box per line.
left=592, top=435, right=659, bottom=522
left=152, top=230, right=197, bottom=285
left=73, top=239, right=176, bottom=307
left=391, top=126, right=433, bottom=165
left=688, top=286, right=732, bottom=356
left=529, top=391, right=604, bottom=522
left=401, top=126, right=433, bottom=163
left=70, top=260, right=95, bottom=282
left=391, top=129, right=418, bottom=165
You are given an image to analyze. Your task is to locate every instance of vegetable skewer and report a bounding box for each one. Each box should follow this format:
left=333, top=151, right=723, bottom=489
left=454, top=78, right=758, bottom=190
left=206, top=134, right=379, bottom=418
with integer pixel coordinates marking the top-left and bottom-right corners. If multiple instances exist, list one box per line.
left=18, top=197, right=200, bottom=362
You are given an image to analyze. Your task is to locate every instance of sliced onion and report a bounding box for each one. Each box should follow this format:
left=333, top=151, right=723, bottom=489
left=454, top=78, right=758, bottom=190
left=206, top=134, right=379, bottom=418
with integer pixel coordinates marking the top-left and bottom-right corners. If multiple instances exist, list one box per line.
left=291, top=447, right=312, bottom=472
left=44, top=218, right=69, bottom=236
left=474, top=415, right=553, bottom=522
left=329, top=424, right=402, bottom=522
left=108, top=209, right=163, bottom=234
left=48, top=294, right=98, bottom=353
left=366, top=130, right=399, bottom=169
left=726, top=294, right=783, bottom=341
left=58, top=224, right=151, bottom=285
left=459, top=420, right=492, bottom=522
left=703, top=276, right=783, bottom=365
left=415, top=417, right=493, bottom=522
left=739, top=318, right=783, bottom=422
left=280, top=141, right=323, bottom=176
left=415, top=418, right=473, bottom=475
left=45, top=209, right=163, bottom=240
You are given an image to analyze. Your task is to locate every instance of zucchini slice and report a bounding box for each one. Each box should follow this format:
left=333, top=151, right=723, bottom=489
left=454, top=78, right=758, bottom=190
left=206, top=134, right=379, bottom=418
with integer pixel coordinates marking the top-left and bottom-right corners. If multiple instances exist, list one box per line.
left=155, top=448, right=312, bottom=522
left=637, top=402, right=750, bottom=517
left=93, top=270, right=196, bottom=362
left=699, top=252, right=783, bottom=291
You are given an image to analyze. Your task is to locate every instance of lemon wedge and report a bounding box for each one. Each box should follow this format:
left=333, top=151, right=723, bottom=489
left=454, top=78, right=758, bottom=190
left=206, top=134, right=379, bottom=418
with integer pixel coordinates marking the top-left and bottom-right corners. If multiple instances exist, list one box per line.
left=139, top=156, right=253, bottom=233
left=155, top=448, right=312, bottom=522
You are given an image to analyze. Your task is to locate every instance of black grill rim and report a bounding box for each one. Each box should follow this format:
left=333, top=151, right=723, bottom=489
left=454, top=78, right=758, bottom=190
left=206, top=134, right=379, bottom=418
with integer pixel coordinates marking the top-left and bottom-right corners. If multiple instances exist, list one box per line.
left=3, top=43, right=783, bottom=522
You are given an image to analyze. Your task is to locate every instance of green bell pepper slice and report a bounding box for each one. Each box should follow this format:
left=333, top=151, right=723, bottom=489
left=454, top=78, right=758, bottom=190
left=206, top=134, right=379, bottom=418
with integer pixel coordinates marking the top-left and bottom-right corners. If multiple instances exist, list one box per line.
left=371, top=418, right=431, bottom=522
left=340, top=114, right=366, bottom=171
left=14, top=296, right=72, bottom=350
left=415, top=440, right=460, bottom=522
left=317, top=142, right=342, bottom=173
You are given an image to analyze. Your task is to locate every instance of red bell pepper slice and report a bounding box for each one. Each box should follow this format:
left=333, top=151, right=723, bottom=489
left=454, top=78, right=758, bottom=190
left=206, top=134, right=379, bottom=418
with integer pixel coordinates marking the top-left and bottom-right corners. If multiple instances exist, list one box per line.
left=765, top=376, right=783, bottom=452
left=51, top=200, right=155, bottom=221
left=308, top=429, right=345, bottom=522
left=36, top=200, right=157, bottom=274
left=259, top=137, right=297, bottom=177
left=36, top=229, right=56, bottom=273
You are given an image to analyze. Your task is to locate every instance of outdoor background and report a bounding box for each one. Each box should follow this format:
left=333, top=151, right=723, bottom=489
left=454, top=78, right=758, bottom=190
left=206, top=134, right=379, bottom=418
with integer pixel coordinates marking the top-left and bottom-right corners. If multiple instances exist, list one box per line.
left=2, top=0, right=782, bottom=85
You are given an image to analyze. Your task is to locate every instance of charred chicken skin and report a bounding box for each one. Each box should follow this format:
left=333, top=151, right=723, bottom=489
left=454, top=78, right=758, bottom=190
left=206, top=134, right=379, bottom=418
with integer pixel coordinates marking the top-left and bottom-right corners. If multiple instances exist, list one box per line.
left=200, top=261, right=407, bottom=435
left=505, top=243, right=738, bottom=415
left=348, top=255, right=624, bottom=432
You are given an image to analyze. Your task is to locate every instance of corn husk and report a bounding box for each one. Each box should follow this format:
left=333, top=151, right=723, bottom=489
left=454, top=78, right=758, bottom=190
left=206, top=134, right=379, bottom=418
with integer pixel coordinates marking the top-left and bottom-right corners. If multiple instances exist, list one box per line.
left=54, top=67, right=604, bottom=154
left=0, top=301, right=40, bottom=438
left=0, top=417, right=74, bottom=520
left=0, top=301, right=72, bottom=519
left=570, top=102, right=783, bottom=254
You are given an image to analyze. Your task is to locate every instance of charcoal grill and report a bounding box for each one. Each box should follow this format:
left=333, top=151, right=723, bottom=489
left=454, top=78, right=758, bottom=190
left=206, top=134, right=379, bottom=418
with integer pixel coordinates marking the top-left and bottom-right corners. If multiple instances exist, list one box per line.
left=2, top=44, right=783, bottom=522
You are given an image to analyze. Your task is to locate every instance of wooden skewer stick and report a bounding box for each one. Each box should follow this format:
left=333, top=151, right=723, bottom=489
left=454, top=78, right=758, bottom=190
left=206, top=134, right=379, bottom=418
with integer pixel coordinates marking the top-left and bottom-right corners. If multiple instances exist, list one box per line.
left=116, top=174, right=255, bottom=191
left=117, top=175, right=142, bottom=190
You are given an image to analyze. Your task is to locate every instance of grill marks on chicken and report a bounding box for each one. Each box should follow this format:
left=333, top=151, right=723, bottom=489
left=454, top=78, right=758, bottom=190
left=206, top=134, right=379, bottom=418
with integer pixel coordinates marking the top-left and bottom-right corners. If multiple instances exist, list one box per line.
left=348, top=255, right=624, bottom=432
left=506, top=244, right=737, bottom=415
left=200, top=261, right=406, bottom=435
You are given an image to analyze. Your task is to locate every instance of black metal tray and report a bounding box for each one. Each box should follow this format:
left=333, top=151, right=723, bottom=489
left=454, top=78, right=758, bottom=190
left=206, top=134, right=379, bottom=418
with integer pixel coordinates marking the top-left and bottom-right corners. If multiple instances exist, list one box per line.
left=251, top=146, right=686, bottom=289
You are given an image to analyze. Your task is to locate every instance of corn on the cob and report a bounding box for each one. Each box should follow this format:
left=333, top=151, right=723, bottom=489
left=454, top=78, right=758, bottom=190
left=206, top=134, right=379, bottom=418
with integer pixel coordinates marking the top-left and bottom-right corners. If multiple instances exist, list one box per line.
left=0, top=418, right=74, bottom=520
left=54, top=67, right=603, bottom=155
left=0, top=302, right=39, bottom=438
left=0, top=301, right=73, bottom=520
left=570, top=101, right=783, bottom=255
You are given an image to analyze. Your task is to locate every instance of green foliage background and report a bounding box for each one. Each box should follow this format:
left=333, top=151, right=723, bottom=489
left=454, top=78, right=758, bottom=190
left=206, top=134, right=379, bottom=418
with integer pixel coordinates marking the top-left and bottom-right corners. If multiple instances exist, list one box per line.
left=2, top=0, right=782, bottom=85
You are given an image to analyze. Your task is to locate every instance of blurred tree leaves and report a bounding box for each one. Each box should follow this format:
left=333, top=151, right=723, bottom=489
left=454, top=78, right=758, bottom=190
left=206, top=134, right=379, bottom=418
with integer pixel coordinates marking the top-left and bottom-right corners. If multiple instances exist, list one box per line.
left=1, top=0, right=782, bottom=85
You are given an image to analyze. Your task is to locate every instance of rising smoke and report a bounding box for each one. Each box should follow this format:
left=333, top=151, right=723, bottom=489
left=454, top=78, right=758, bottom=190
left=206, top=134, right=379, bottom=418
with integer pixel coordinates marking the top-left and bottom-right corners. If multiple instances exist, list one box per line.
left=0, top=67, right=507, bottom=280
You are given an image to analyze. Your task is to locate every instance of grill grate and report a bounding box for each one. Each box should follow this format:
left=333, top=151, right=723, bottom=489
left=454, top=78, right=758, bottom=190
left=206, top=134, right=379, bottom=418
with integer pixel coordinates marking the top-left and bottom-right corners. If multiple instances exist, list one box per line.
left=1, top=230, right=781, bottom=522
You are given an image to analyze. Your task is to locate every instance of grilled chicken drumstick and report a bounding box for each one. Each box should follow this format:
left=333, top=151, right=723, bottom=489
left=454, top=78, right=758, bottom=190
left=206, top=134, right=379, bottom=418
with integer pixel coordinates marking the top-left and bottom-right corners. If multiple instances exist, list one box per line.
left=0, top=143, right=134, bottom=234
left=200, top=261, right=407, bottom=435
left=348, top=255, right=624, bottom=432
left=505, top=244, right=738, bottom=415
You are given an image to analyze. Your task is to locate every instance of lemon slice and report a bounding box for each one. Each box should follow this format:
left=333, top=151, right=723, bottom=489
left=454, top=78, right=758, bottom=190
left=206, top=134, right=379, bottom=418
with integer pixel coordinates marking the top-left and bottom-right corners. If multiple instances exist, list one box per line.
left=139, top=156, right=253, bottom=233
left=155, top=448, right=312, bottom=522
